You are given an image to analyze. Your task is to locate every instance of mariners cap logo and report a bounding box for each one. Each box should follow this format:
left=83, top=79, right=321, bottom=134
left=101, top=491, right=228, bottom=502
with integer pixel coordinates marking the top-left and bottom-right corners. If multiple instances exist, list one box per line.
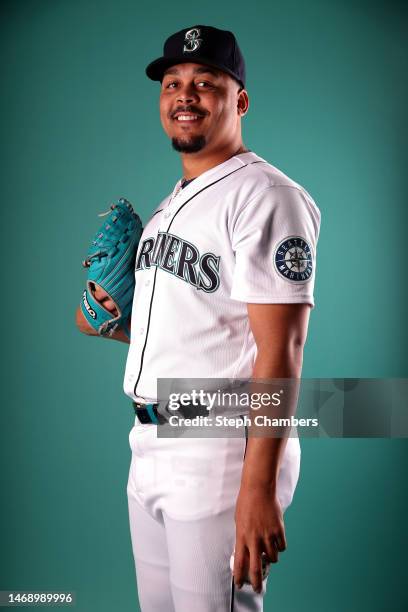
left=274, top=236, right=313, bottom=283
left=183, top=28, right=202, bottom=53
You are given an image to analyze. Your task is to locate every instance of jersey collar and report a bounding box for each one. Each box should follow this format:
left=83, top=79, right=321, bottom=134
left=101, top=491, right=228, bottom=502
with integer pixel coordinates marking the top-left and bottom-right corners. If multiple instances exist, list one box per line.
left=166, top=151, right=266, bottom=211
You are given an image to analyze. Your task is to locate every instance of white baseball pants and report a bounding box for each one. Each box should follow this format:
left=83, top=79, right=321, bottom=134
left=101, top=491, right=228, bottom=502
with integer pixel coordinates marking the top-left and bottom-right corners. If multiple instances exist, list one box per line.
left=127, top=419, right=301, bottom=612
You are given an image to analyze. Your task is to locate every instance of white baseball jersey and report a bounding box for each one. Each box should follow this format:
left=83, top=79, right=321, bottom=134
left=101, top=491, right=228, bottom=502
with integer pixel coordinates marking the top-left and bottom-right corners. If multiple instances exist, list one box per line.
left=125, top=150, right=320, bottom=611
left=124, top=150, right=321, bottom=402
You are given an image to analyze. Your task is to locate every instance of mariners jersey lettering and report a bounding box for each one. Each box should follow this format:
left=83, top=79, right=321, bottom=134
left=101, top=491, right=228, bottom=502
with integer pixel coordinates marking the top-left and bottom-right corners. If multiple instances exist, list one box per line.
left=124, top=151, right=321, bottom=402
left=136, top=232, right=221, bottom=292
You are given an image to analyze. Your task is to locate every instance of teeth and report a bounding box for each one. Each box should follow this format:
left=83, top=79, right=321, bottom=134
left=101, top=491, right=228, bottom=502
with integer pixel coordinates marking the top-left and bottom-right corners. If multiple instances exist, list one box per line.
left=176, top=115, right=199, bottom=121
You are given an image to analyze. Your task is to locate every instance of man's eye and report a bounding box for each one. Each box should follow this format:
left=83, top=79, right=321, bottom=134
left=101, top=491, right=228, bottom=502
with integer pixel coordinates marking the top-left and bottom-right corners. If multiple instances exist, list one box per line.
left=165, top=81, right=177, bottom=89
left=197, top=81, right=211, bottom=87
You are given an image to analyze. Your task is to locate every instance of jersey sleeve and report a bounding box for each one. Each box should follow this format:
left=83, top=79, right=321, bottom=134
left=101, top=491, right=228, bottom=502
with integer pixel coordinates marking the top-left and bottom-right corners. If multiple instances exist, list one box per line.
left=230, top=185, right=321, bottom=307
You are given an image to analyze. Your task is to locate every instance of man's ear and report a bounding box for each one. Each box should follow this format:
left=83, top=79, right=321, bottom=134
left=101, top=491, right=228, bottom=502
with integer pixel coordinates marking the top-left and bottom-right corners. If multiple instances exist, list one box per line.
left=237, top=89, right=249, bottom=116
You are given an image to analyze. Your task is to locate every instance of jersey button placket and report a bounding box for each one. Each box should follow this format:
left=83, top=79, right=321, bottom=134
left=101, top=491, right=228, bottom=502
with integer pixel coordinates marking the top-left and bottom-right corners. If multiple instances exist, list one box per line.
left=134, top=268, right=155, bottom=344
left=160, top=183, right=183, bottom=229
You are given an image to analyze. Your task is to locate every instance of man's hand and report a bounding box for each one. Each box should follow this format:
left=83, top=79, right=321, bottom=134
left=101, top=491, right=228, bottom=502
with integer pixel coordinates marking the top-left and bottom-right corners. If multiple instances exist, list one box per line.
left=233, top=484, right=286, bottom=593
left=76, top=283, right=130, bottom=343
left=92, top=284, right=118, bottom=315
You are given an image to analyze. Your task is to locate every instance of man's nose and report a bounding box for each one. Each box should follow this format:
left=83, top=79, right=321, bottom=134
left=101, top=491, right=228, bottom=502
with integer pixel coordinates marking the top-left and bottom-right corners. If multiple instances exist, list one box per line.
left=176, top=82, right=199, bottom=104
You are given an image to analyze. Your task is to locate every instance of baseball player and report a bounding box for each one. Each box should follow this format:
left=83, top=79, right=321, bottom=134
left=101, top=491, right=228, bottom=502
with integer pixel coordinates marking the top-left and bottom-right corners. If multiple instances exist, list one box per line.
left=76, top=24, right=321, bottom=612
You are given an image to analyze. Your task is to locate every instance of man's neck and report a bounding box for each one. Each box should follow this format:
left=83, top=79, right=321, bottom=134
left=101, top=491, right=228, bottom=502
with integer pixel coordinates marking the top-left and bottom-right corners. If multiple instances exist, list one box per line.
left=180, top=142, right=249, bottom=180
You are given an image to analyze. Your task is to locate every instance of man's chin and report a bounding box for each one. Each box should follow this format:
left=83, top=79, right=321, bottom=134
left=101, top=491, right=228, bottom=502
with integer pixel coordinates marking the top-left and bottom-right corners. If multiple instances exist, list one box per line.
left=171, top=135, right=207, bottom=154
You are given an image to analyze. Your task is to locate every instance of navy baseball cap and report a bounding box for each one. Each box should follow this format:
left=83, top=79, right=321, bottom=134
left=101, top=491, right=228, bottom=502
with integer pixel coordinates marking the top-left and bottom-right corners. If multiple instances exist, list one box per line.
left=145, top=25, right=246, bottom=89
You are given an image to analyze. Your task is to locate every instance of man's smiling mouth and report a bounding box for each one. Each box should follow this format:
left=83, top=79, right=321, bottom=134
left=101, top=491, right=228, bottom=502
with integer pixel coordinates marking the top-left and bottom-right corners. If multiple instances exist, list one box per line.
left=171, top=108, right=207, bottom=122
left=175, top=114, right=201, bottom=121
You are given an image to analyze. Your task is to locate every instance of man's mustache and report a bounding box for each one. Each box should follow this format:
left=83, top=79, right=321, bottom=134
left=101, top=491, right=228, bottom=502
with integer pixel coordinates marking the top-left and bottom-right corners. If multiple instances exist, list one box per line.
left=170, top=106, right=208, bottom=119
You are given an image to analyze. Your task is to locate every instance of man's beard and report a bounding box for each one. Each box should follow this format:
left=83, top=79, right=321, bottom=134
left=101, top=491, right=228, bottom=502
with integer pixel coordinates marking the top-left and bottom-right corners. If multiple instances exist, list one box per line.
left=171, top=135, right=206, bottom=153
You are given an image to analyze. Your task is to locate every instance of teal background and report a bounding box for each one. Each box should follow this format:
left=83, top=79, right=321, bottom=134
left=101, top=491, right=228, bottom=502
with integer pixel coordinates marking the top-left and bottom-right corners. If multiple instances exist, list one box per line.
left=1, top=0, right=407, bottom=610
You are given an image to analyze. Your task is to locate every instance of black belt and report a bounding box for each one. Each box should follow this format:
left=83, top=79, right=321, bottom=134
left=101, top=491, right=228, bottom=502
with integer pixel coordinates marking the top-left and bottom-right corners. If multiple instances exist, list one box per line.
left=133, top=401, right=209, bottom=424
left=132, top=402, right=162, bottom=424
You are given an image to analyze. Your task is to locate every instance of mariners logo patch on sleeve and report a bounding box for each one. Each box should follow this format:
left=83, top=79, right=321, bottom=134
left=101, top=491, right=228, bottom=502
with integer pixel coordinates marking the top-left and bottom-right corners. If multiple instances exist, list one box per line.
left=274, top=236, right=313, bottom=283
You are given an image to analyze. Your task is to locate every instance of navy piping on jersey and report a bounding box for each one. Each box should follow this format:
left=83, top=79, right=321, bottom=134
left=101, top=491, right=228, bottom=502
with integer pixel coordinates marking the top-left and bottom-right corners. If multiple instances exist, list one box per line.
left=133, top=160, right=266, bottom=398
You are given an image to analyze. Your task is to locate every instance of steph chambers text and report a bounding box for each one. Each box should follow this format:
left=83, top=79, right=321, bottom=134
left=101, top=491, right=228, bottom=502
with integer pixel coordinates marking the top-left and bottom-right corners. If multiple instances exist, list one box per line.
left=167, top=415, right=318, bottom=428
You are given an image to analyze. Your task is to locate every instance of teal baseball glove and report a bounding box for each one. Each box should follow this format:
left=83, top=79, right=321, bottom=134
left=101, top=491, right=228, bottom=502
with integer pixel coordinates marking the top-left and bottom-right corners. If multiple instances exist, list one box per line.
left=80, top=197, right=142, bottom=338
